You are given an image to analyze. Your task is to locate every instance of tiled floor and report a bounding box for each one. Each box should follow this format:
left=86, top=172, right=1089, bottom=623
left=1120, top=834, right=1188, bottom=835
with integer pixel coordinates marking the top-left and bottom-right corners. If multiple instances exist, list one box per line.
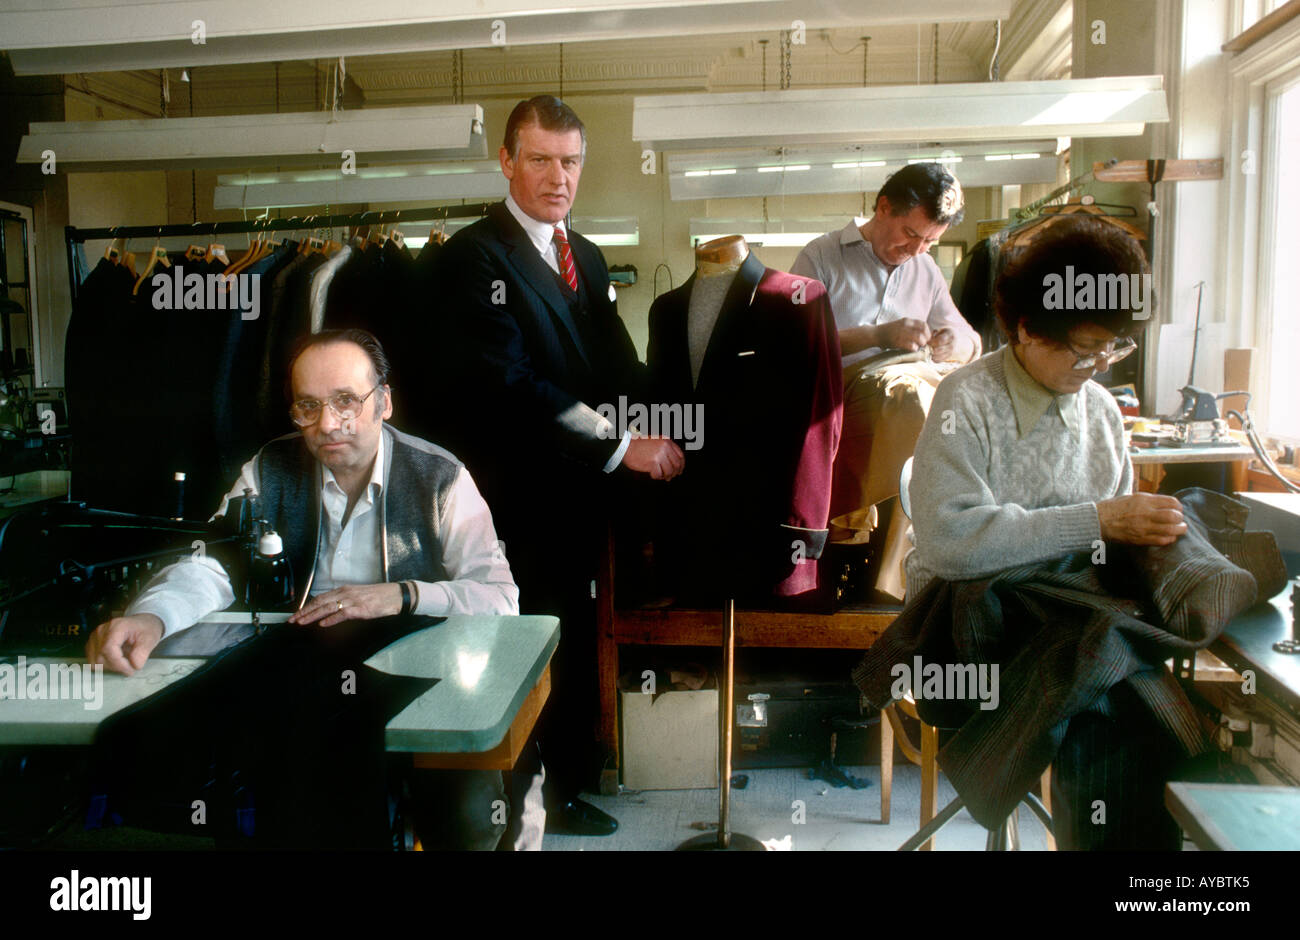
left=543, top=762, right=1051, bottom=851
left=32, top=761, right=1052, bottom=851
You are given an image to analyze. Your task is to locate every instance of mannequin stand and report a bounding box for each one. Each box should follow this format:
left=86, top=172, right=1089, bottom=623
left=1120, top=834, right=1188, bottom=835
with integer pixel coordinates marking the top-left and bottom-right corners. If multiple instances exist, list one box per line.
left=677, top=599, right=766, bottom=851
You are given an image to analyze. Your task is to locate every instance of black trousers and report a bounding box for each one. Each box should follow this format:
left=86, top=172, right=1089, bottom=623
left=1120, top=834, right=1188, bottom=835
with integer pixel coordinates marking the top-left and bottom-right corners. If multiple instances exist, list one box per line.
left=1049, top=695, right=1183, bottom=851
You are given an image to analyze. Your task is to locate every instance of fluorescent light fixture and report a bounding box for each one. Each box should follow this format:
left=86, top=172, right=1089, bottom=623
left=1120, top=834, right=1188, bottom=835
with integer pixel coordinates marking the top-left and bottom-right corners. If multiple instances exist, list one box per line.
left=908, top=155, right=963, bottom=164
left=404, top=216, right=638, bottom=249
left=689, top=218, right=850, bottom=248
left=17, top=105, right=487, bottom=172
left=2, top=1, right=1012, bottom=74
left=1012, top=152, right=1041, bottom=159
left=668, top=141, right=1058, bottom=201
left=636, top=76, right=1168, bottom=151
left=214, top=160, right=505, bottom=209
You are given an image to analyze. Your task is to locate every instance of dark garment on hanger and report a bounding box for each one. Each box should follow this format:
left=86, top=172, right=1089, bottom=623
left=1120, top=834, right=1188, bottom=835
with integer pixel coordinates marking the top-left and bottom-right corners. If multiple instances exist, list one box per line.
left=149, top=257, right=231, bottom=518
left=322, top=240, right=416, bottom=401
left=416, top=236, right=442, bottom=269
left=646, top=252, right=843, bottom=600
left=951, top=237, right=1003, bottom=353
left=88, top=615, right=441, bottom=849
left=212, top=244, right=298, bottom=482
left=264, top=251, right=330, bottom=435
left=66, top=258, right=149, bottom=514
left=257, top=248, right=320, bottom=441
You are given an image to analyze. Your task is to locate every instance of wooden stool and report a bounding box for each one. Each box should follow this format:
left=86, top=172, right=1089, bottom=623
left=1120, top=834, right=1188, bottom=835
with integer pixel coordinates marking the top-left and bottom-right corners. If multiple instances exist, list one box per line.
left=878, top=695, right=1055, bottom=851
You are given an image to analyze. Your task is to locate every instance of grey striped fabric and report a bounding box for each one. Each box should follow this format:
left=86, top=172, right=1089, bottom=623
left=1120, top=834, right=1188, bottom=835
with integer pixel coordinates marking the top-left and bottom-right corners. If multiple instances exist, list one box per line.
left=852, top=488, right=1278, bottom=831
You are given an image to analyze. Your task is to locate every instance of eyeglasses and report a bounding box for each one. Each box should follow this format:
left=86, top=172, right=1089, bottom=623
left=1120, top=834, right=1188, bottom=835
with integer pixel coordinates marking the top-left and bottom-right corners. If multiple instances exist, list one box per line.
left=289, top=385, right=381, bottom=427
left=1063, top=336, right=1137, bottom=371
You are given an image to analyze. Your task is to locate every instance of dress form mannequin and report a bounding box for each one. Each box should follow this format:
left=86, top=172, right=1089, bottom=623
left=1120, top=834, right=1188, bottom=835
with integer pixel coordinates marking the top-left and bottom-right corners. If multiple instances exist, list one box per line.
left=688, top=236, right=749, bottom=388
left=676, top=233, right=765, bottom=852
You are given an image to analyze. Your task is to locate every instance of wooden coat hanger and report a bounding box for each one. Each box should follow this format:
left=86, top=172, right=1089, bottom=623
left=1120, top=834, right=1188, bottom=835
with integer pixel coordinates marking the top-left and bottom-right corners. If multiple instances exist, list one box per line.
left=133, top=231, right=171, bottom=295
left=104, top=232, right=126, bottom=265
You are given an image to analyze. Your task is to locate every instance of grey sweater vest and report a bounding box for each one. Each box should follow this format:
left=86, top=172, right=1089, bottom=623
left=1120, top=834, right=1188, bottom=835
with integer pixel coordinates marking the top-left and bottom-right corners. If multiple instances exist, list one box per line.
left=253, top=424, right=462, bottom=603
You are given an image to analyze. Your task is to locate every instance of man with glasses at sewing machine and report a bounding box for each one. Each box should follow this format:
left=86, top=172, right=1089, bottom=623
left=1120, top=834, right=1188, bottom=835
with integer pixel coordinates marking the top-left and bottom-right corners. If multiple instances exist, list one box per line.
left=84, top=328, right=521, bottom=850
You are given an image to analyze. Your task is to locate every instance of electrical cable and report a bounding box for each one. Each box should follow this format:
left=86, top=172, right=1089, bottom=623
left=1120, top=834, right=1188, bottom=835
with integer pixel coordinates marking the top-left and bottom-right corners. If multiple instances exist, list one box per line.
left=652, top=262, right=674, bottom=298
left=989, top=20, right=1002, bottom=80
left=1226, top=407, right=1300, bottom=493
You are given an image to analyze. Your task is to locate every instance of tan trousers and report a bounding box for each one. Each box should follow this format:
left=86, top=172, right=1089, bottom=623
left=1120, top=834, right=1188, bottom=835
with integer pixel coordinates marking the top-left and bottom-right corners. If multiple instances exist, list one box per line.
left=829, top=361, right=943, bottom=600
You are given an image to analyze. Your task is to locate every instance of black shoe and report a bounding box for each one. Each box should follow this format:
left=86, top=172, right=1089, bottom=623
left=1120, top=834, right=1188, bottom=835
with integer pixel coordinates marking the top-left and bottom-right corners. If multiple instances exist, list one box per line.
left=545, top=798, right=619, bottom=836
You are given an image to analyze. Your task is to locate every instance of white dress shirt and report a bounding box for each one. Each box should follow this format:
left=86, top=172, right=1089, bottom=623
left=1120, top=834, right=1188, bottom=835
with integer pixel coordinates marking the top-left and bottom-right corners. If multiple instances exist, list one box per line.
left=791, top=217, right=980, bottom=368
left=503, top=194, right=631, bottom=472
left=127, top=431, right=519, bottom=639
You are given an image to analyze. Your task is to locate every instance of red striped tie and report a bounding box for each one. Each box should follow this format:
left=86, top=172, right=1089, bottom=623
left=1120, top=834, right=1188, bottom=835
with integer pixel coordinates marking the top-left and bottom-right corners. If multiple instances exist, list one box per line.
left=553, top=225, right=578, bottom=293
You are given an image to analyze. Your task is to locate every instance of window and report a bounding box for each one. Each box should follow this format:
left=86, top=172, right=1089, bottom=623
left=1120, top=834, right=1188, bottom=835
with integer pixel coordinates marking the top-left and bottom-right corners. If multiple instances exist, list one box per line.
left=1224, top=9, right=1300, bottom=442
left=1237, top=0, right=1289, bottom=35
left=1264, top=79, right=1300, bottom=438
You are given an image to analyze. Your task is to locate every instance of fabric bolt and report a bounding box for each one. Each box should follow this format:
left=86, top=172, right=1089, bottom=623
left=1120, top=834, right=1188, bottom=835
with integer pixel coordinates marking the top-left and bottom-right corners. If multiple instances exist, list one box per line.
left=647, top=251, right=843, bottom=599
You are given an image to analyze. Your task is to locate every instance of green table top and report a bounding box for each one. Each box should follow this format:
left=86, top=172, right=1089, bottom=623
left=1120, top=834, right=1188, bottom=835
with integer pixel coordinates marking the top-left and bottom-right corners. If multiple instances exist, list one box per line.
left=1165, top=782, right=1300, bottom=850
left=1211, top=589, right=1300, bottom=716
left=0, top=614, right=559, bottom=754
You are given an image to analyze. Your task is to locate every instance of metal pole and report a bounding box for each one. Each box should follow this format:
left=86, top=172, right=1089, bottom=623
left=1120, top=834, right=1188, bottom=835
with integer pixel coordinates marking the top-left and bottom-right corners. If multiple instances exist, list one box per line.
left=718, top=598, right=735, bottom=847
left=676, top=599, right=764, bottom=851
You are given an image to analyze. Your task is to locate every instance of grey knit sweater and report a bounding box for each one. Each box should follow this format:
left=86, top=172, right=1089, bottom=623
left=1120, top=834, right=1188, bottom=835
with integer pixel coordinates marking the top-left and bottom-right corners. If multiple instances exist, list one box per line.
left=905, top=345, right=1132, bottom=593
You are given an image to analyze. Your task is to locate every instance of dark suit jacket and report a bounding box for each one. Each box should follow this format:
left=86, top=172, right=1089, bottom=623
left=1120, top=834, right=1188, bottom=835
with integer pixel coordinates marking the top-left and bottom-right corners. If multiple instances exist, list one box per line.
left=429, top=202, right=645, bottom=580
left=647, top=252, right=843, bottom=598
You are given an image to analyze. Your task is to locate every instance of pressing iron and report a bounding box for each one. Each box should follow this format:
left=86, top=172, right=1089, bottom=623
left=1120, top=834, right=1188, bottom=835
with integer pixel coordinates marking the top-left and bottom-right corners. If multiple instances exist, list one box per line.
left=1161, top=282, right=1246, bottom=446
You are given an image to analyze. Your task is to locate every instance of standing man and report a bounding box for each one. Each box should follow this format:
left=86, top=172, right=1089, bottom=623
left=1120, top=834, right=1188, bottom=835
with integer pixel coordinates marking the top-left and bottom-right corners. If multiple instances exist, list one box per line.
left=435, top=96, right=683, bottom=837
left=792, top=163, right=980, bottom=600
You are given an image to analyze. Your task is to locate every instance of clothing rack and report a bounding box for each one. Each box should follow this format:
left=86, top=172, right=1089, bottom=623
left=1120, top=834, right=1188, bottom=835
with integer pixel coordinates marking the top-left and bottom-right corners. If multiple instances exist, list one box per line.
left=63, top=202, right=495, bottom=310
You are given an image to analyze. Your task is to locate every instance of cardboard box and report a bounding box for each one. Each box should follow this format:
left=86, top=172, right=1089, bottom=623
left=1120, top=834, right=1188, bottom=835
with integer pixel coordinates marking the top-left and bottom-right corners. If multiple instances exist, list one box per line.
left=620, top=684, right=718, bottom=790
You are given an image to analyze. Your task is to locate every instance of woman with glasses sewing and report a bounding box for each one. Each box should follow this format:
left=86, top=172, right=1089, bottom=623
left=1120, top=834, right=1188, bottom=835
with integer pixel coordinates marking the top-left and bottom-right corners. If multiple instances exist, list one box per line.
left=903, top=214, right=1182, bottom=597
left=852, top=214, right=1276, bottom=851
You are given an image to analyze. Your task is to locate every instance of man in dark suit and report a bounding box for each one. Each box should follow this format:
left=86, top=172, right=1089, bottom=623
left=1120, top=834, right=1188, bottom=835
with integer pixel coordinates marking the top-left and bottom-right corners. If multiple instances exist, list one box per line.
left=434, top=96, right=684, bottom=838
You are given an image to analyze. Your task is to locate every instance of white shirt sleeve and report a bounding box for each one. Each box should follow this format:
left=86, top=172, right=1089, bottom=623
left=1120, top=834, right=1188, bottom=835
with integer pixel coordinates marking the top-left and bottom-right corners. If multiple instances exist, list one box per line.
left=412, top=466, right=520, bottom=616
left=123, top=458, right=260, bottom=638
left=603, top=429, right=632, bottom=473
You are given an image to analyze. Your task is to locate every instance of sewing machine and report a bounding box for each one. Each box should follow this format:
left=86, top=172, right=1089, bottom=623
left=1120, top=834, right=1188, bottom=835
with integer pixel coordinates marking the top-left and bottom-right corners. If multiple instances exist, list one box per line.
left=0, top=494, right=289, bottom=657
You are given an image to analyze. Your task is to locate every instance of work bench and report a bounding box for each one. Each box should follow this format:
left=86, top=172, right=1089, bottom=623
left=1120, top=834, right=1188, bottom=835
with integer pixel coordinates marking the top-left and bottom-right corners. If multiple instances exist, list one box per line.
left=594, top=536, right=898, bottom=790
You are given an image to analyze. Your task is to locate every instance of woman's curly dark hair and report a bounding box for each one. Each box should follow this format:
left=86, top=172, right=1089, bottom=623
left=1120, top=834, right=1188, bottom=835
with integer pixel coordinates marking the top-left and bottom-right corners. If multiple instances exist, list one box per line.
left=995, top=214, right=1153, bottom=346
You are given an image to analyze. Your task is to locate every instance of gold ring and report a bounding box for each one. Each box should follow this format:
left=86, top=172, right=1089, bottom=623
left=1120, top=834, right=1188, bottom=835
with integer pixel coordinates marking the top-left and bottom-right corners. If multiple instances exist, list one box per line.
left=336, top=601, right=344, bottom=611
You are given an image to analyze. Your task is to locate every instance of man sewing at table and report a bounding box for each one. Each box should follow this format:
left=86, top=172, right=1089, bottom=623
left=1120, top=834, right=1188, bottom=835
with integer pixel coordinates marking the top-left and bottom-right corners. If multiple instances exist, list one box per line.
left=84, top=328, right=520, bottom=850
left=792, top=163, right=981, bottom=600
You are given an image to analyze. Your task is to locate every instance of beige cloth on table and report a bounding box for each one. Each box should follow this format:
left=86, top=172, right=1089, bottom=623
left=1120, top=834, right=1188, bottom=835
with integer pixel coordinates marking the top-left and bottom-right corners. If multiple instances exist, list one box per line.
left=829, top=359, right=945, bottom=600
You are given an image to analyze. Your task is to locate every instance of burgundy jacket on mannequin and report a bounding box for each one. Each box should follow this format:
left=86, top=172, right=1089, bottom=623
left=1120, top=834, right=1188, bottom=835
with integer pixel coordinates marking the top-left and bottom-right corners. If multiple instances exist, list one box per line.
left=647, top=250, right=843, bottom=600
